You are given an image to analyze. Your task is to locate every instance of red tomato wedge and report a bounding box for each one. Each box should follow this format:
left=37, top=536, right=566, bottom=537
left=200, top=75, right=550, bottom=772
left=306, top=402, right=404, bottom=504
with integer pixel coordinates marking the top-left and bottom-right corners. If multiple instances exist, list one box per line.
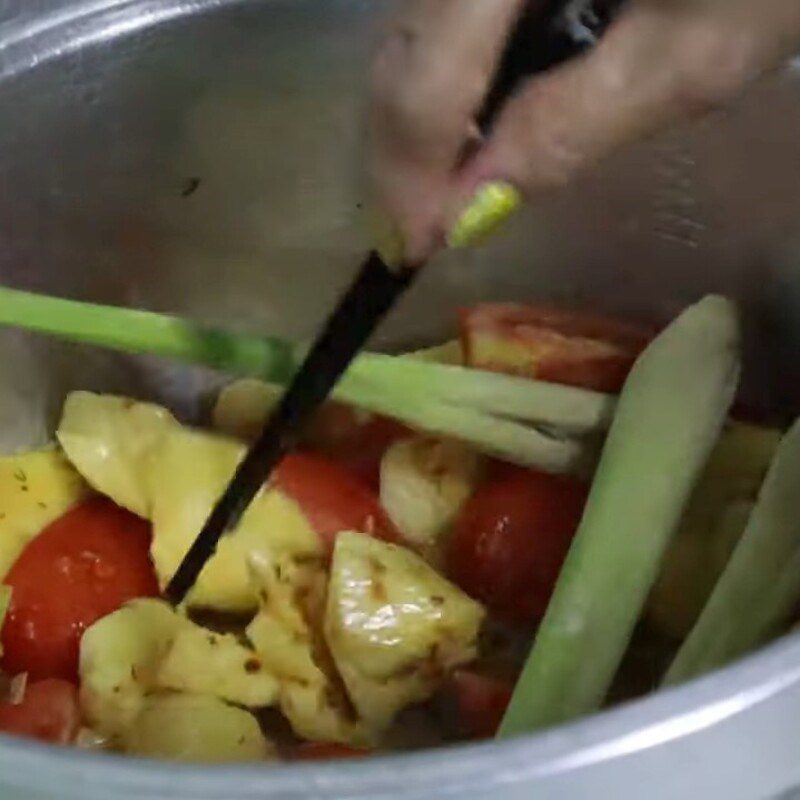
left=448, top=670, right=514, bottom=740
left=459, top=303, right=652, bottom=393
left=293, top=742, right=370, bottom=761
left=447, top=466, right=587, bottom=625
left=1, top=498, right=159, bottom=682
left=0, top=679, right=79, bottom=745
left=304, top=404, right=410, bottom=490
left=273, top=453, right=399, bottom=553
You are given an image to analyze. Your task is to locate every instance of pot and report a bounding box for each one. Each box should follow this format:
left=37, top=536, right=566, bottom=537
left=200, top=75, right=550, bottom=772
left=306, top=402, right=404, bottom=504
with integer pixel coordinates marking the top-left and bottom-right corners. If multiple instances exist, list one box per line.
left=1, top=1, right=800, bottom=797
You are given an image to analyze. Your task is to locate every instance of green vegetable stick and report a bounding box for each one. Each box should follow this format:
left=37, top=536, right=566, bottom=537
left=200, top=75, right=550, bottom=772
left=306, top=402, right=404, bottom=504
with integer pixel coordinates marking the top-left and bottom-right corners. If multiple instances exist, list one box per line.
left=498, top=296, right=740, bottom=737
left=0, top=284, right=609, bottom=471
left=0, top=286, right=297, bottom=382
left=663, top=418, right=800, bottom=686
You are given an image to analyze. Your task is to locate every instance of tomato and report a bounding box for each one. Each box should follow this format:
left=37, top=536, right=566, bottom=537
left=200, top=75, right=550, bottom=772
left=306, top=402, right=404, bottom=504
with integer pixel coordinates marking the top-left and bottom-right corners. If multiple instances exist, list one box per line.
left=1, top=498, right=159, bottom=682
left=447, top=466, right=587, bottom=625
left=304, top=404, right=410, bottom=489
left=273, top=453, right=399, bottom=553
left=460, top=303, right=652, bottom=393
left=0, top=679, right=79, bottom=745
left=448, top=670, right=514, bottom=740
left=293, top=742, right=370, bottom=761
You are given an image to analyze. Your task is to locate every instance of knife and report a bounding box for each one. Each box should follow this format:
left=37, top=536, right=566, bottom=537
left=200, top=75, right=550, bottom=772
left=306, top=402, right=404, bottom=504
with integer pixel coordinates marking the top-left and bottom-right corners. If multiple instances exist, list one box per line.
left=165, top=0, right=625, bottom=605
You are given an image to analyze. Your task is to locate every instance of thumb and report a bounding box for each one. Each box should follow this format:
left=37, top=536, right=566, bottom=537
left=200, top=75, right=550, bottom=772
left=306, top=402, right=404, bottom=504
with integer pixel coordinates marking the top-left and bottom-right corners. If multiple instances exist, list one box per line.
left=450, top=2, right=770, bottom=214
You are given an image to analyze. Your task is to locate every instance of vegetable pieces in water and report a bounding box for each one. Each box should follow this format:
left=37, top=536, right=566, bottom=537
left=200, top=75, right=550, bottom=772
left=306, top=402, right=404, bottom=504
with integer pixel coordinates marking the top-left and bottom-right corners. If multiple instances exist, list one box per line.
left=499, top=296, right=740, bottom=736
left=664, top=418, right=800, bottom=685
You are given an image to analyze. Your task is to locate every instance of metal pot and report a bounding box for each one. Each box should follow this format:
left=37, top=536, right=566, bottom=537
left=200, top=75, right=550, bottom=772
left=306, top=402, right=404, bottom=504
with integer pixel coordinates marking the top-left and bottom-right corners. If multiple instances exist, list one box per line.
left=1, top=2, right=800, bottom=797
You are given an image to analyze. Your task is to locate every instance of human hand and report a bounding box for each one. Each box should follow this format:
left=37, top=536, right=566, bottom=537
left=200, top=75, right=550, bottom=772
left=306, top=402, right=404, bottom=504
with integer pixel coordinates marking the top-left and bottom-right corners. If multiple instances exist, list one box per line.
left=367, top=0, right=800, bottom=263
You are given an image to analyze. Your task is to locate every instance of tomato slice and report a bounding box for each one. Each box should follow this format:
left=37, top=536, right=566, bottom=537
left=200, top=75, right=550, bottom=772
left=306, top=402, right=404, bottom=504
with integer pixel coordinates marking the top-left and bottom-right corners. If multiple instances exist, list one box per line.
left=447, top=466, right=587, bottom=625
left=0, top=679, right=79, bottom=745
left=460, top=303, right=652, bottom=393
left=1, top=498, right=159, bottom=682
left=273, top=453, right=399, bottom=553
left=293, top=742, right=370, bottom=761
left=304, top=404, right=410, bottom=490
left=448, top=670, right=514, bottom=740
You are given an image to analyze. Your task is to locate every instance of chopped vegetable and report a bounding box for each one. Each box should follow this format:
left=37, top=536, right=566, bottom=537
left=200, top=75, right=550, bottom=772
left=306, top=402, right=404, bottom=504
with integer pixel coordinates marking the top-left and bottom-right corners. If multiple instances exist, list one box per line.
left=647, top=421, right=782, bottom=639
left=79, top=599, right=278, bottom=740
left=0, top=679, right=79, bottom=745
left=122, top=693, right=274, bottom=763
left=273, top=453, right=399, bottom=554
left=447, top=669, right=514, bottom=740
left=148, top=427, right=320, bottom=610
left=447, top=466, right=587, bottom=625
left=56, top=392, right=174, bottom=517
left=57, top=392, right=321, bottom=612
left=664, top=418, right=800, bottom=685
left=499, top=296, right=740, bottom=736
left=0, top=586, right=10, bottom=659
left=379, top=437, right=482, bottom=550
left=2, top=499, right=159, bottom=681
left=0, top=449, right=88, bottom=581
left=155, top=625, right=279, bottom=708
left=212, top=378, right=283, bottom=440
left=79, top=599, right=181, bottom=738
left=324, top=532, right=484, bottom=733
left=213, top=382, right=409, bottom=488
left=460, top=303, right=652, bottom=392
left=246, top=552, right=365, bottom=746
left=1, top=286, right=613, bottom=471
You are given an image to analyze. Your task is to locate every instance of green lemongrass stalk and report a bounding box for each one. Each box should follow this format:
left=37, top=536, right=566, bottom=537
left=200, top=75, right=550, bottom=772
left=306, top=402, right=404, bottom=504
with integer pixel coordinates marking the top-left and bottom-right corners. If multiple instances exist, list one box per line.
left=345, top=377, right=589, bottom=474
left=663, top=418, right=800, bottom=686
left=0, top=285, right=607, bottom=470
left=0, top=286, right=298, bottom=383
left=348, top=353, right=615, bottom=434
left=498, top=296, right=740, bottom=737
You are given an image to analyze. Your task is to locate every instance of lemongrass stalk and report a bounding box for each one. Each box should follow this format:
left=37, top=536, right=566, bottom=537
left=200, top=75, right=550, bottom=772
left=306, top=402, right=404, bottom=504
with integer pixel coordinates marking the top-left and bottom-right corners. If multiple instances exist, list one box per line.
left=0, top=286, right=297, bottom=383
left=663, top=418, right=800, bottom=686
left=347, top=354, right=615, bottom=433
left=498, top=296, right=740, bottom=737
left=0, top=284, right=610, bottom=465
left=347, top=379, right=590, bottom=473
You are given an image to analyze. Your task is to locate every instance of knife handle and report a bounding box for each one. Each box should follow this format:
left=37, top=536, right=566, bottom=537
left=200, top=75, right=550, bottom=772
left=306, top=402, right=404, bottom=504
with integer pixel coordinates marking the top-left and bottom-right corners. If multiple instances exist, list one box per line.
left=478, top=0, right=626, bottom=131
left=448, top=0, right=626, bottom=249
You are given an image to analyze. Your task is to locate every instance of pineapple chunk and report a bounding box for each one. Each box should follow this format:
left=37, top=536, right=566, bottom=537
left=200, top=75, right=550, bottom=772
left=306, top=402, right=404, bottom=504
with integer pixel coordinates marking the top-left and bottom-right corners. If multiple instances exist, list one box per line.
left=80, top=599, right=278, bottom=741
left=0, top=448, right=88, bottom=579
left=123, top=693, right=273, bottom=763
left=148, top=427, right=320, bottom=611
left=157, top=624, right=278, bottom=707
left=379, top=437, right=481, bottom=549
left=56, top=392, right=321, bottom=612
left=647, top=421, right=783, bottom=639
left=246, top=553, right=367, bottom=746
left=212, top=379, right=283, bottom=440
left=57, top=391, right=174, bottom=517
left=80, top=599, right=181, bottom=738
left=325, top=532, right=484, bottom=731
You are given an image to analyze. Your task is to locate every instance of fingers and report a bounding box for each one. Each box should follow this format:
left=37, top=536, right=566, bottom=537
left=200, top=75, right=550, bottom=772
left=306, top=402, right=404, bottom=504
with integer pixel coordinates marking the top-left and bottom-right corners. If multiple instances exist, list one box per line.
left=453, top=0, right=800, bottom=213
left=368, top=0, right=527, bottom=263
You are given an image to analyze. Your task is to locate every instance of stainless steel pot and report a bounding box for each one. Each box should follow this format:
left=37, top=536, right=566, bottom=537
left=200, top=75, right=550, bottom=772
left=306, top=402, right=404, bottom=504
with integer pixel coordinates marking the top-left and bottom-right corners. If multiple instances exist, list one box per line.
left=2, top=2, right=800, bottom=797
